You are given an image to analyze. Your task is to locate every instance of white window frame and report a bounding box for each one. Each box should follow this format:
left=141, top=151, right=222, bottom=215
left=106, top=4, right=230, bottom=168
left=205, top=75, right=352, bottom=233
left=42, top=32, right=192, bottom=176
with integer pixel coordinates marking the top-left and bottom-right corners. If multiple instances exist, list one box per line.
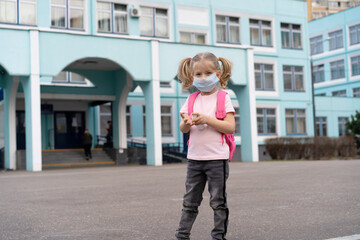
left=250, top=19, right=273, bottom=47
left=310, top=35, right=323, bottom=56
left=313, top=64, right=325, bottom=83
left=256, top=107, right=277, bottom=136
left=160, top=101, right=176, bottom=143
left=338, top=117, right=349, bottom=137
left=348, top=52, right=360, bottom=81
left=281, top=22, right=302, bottom=50
left=353, top=87, right=360, bottom=97
left=0, top=0, right=37, bottom=25
left=248, top=15, right=276, bottom=53
left=256, top=103, right=280, bottom=142
left=214, top=10, right=241, bottom=45
left=231, top=101, right=241, bottom=143
left=313, top=56, right=346, bottom=87
left=178, top=28, right=208, bottom=45
left=160, top=80, right=175, bottom=94
left=126, top=105, right=132, bottom=137
left=283, top=65, right=305, bottom=92
left=254, top=58, right=278, bottom=97
left=50, top=0, right=87, bottom=31
left=331, top=89, right=347, bottom=97
left=285, top=108, right=307, bottom=136
left=51, top=71, right=91, bottom=86
left=315, top=116, right=327, bottom=137
left=328, top=29, right=344, bottom=51
left=330, top=59, right=345, bottom=80
left=96, top=1, right=129, bottom=34
left=233, top=106, right=240, bottom=137
left=139, top=3, right=172, bottom=40
left=347, top=21, right=360, bottom=49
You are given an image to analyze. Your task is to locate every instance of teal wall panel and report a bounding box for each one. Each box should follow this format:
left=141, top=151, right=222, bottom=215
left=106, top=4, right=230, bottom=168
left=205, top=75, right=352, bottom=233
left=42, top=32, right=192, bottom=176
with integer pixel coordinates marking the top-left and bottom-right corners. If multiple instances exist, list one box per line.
left=158, top=42, right=248, bottom=85
left=38, top=32, right=152, bottom=80
left=0, top=30, right=30, bottom=75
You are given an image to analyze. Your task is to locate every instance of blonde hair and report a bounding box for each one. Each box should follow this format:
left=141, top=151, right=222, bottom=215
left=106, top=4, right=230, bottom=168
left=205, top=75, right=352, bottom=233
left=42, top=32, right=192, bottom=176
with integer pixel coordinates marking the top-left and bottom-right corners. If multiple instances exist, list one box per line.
left=177, top=52, right=232, bottom=89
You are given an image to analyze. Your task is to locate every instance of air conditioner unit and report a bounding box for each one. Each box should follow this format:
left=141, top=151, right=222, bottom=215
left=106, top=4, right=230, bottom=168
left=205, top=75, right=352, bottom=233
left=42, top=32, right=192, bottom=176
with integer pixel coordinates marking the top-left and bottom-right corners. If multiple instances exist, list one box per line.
left=130, top=7, right=140, bottom=17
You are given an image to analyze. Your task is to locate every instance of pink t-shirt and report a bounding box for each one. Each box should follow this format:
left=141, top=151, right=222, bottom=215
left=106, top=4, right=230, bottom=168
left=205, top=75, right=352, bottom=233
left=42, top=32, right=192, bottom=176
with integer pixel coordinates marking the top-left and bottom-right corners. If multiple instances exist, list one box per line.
left=180, top=91, right=235, bottom=160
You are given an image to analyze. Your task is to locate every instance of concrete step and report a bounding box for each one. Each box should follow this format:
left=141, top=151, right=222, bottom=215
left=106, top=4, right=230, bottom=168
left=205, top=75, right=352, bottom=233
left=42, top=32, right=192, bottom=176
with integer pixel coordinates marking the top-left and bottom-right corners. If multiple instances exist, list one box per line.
left=42, top=149, right=115, bottom=168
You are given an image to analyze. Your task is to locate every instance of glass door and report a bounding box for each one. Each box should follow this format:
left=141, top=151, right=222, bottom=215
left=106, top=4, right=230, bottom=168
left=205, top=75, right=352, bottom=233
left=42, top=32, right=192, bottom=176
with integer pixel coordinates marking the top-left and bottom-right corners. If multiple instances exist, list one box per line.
left=54, top=112, right=85, bottom=149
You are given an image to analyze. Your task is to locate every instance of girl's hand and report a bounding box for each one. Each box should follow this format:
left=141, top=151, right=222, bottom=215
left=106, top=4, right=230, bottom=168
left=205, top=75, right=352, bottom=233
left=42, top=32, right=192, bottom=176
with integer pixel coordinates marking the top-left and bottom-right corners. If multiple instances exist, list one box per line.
left=180, top=113, right=194, bottom=126
left=191, top=112, right=209, bottom=125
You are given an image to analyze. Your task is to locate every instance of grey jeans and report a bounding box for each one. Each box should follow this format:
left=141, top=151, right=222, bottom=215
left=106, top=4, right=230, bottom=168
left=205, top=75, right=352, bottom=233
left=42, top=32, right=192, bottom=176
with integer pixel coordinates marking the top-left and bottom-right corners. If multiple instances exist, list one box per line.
left=175, top=160, right=229, bottom=240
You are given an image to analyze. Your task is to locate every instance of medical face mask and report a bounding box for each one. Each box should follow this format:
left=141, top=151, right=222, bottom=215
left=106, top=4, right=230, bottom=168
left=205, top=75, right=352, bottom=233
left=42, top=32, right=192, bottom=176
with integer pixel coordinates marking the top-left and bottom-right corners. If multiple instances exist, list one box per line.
left=193, top=73, right=219, bottom=92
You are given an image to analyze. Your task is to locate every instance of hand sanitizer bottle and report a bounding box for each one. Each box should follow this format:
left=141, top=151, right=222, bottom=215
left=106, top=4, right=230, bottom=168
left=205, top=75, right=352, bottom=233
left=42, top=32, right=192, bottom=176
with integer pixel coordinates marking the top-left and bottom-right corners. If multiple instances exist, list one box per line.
left=192, top=114, right=205, bottom=130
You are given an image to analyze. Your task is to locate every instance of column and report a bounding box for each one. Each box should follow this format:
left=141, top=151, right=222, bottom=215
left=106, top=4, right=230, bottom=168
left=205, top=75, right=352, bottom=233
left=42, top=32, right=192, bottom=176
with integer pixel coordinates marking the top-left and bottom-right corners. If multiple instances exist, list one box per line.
left=20, top=30, right=42, bottom=171
left=113, top=70, right=133, bottom=150
left=139, top=41, right=162, bottom=166
left=233, top=49, right=259, bottom=162
left=3, top=75, right=19, bottom=170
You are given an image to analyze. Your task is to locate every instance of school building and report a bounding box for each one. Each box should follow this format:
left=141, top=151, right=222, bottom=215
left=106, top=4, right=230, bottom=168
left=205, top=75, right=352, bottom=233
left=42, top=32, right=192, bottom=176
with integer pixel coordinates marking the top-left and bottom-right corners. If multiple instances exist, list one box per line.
left=309, top=5, right=360, bottom=137
left=0, top=0, right=314, bottom=171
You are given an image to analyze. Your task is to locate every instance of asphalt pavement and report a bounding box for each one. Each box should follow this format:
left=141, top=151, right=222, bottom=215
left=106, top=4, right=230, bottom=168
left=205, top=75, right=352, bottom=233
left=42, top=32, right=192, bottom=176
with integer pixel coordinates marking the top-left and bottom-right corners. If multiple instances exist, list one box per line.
left=0, top=160, right=359, bottom=240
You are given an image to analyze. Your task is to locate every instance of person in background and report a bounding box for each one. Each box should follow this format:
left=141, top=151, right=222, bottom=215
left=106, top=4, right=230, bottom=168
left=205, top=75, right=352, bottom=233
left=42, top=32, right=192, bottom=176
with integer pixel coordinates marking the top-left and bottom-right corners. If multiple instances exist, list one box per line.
left=82, top=129, right=93, bottom=161
left=106, top=120, right=113, bottom=147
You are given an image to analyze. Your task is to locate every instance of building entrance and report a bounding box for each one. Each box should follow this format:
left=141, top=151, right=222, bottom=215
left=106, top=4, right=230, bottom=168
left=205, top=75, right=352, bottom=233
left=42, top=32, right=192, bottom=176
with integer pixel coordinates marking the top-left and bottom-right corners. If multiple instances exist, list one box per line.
left=54, top=111, right=85, bottom=149
left=16, top=111, right=26, bottom=150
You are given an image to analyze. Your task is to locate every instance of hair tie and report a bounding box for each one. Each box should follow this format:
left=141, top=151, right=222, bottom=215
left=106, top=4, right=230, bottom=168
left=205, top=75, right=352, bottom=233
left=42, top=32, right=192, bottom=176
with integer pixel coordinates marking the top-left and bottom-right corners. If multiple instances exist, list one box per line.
left=217, top=57, right=220, bottom=60
left=190, top=58, right=193, bottom=61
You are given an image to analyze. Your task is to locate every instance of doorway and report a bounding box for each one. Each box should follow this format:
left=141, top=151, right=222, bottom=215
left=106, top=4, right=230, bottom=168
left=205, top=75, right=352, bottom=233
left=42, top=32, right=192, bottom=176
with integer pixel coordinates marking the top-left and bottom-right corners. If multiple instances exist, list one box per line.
left=54, top=111, right=85, bottom=149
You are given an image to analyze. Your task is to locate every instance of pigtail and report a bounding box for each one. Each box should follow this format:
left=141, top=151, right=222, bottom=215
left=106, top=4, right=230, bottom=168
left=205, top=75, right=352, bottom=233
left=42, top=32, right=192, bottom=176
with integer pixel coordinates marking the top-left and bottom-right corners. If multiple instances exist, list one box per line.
left=177, top=58, right=193, bottom=88
left=218, top=57, right=232, bottom=89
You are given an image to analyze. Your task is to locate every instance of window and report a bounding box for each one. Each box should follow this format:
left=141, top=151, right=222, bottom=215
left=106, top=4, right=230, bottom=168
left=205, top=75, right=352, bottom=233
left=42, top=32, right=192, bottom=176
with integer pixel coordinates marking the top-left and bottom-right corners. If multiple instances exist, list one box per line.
left=99, top=104, right=112, bottom=136
left=315, top=117, right=327, bottom=136
left=310, top=35, right=323, bottom=55
left=142, top=106, right=146, bottom=137
left=179, top=32, right=206, bottom=44
left=315, top=93, right=326, bottom=96
left=338, top=117, right=348, bottom=136
left=349, top=24, right=360, bottom=45
left=250, top=19, right=272, bottom=47
left=51, top=0, right=85, bottom=30
left=328, top=30, right=343, bottom=50
left=330, top=59, right=345, bottom=80
left=97, top=2, right=128, bottom=34
left=126, top=105, right=131, bottom=136
left=52, top=71, right=86, bottom=83
left=140, top=7, right=168, bottom=38
left=351, top=55, right=360, bottom=76
left=234, top=107, right=240, bottom=135
left=160, top=81, right=171, bottom=88
left=281, top=23, right=302, bottom=49
left=286, top=109, right=306, bottom=135
left=257, top=108, right=276, bottom=135
left=332, top=90, right=346, bottom=97
left=0, top=0, right=36, bottom=25
left=216, top=15, right=240, bottom=44
left=313, top=64, right=325, bottom=83
left=254, top=63, right=274, bottom=91
left=283, top=66, right=304, bottom=91
left=161, top=106, right=172, bottom=136
left=353, top=87, right=360, bottom=97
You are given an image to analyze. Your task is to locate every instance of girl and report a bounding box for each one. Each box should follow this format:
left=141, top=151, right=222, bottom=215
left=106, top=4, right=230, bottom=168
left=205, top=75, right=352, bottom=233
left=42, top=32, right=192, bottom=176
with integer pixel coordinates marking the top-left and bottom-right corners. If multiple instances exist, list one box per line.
left=174, top=52, right=235, bottom=240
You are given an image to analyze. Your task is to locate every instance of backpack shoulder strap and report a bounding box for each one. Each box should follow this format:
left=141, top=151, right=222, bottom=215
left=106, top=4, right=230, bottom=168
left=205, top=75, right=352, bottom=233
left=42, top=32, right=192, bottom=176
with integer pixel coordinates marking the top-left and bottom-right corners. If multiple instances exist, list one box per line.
left=216, top=90, right=227, bottom=120
left=188, top=91, right=201, bottom=117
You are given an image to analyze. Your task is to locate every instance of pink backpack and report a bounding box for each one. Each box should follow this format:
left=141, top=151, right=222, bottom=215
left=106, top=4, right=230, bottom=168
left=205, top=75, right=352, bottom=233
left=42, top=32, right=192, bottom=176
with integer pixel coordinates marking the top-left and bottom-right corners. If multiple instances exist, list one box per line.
left=187, top=90, right=236, bottom=161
